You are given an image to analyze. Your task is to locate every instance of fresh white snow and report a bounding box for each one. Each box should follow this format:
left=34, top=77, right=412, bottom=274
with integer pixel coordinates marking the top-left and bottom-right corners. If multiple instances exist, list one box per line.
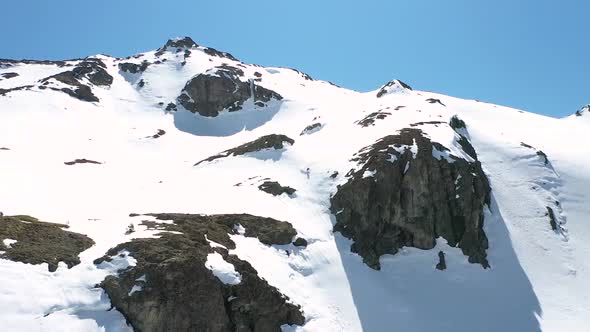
left=0, top=40, right=588, bottom=332
left=204, top=252, right=242, bottom=285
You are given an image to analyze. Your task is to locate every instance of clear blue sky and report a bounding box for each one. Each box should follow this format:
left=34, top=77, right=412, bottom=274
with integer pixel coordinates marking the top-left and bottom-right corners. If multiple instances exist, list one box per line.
left=1, top=0, right=587, bottom=117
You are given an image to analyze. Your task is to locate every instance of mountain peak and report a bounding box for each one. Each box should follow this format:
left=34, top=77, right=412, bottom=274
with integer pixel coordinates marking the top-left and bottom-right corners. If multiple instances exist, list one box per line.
left=376, top=79, right=412, bottom=97
left=162, top=36, right=199, bottom=49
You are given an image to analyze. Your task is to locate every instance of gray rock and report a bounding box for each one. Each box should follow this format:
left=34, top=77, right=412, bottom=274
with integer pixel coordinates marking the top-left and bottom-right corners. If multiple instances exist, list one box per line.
left=118, top=60, right=150, bottom=74
left=355, top=111, right=392, bottom=127
left=195, top=134, right=294, bottom=165
left=95, top=213, right=304, bottom=332
left=436, top=251, right=447, bottom=270
left=330, top=128, right=491, bottom=270
left=258, top=181, right=296, bottom=196
left=546, top=207, right=558, bottom=230
left=0, top=215, right=94, bottom=272
left=177, top=65, right=282, bottom=117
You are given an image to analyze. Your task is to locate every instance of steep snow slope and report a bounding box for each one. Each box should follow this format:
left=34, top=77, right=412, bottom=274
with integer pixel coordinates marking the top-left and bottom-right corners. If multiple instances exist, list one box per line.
left=0, top=38, right=588, bottom=331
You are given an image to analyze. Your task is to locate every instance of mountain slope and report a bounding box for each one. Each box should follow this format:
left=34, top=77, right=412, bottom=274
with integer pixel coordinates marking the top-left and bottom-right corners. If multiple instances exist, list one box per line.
left=0, top=37, right=588, bottom=332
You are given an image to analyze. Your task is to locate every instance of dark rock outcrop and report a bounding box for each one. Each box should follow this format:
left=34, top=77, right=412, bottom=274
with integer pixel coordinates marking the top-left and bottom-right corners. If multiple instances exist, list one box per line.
left=426, top=98, right=446, bottom=106
left=536, top=150, right=549, bottom=166
left=410, top=121, right=445, bottom=127
left=0, top=85, right=33, bottom=96
left=64, top=158, right=102, bottom=165
left=258, top=181, right=296, bottom=196
left=195, top=134, right=294, bottom=165
left=546, top=207, right=558, bottom=230
left=293, top=237, right=308, bottom=248
left=330, top=128, right=491, bottom=270
left=95, top=213, right=304, bottom=332
left=436, top=251, right=447, bottom=270
left=162, top=36, right=198, bottom=50
left=356, top=111, right=391, bottom=127
left=39, top=59, right=112, bottom=102
left=164, top=102, right=177, bottom=112
left=0, top=215, right=94, bottom=272
left=300, top=123, right=322, bottom=135
left=574, top=105, right=589, bottom=116
left=1, top=72, right=19, bottom=79
left=449, top=115, right=466, bottom=130
left=118, top=60, right=150, bottom=74
left=177, top=65, right=282, bottom=117
left=203, top=47, right=239, bottom=61
left=148, top=129, right=166, bottom=139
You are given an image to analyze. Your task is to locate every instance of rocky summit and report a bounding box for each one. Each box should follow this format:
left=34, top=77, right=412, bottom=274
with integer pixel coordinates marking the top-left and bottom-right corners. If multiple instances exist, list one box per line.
left=0, top=36, right=589, bottom=332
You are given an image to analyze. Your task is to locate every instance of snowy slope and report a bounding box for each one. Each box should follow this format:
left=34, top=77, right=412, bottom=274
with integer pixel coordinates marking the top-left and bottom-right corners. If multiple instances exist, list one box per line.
left=1, top=38, right=589, bottom=332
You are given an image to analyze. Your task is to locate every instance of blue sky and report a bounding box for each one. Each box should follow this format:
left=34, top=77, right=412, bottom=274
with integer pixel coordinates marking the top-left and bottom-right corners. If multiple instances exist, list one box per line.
left=1, top=0, right=587, bottom=117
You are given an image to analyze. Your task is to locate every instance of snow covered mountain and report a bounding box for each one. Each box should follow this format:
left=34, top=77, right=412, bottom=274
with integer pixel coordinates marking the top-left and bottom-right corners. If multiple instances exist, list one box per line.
left=1, top=37, right=589, bottom=332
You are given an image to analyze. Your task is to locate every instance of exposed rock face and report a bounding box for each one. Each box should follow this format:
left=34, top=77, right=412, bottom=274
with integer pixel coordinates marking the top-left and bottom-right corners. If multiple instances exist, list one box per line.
left=177, top=65, right=283, bottom=117
left=449, top=115, right=466, bottom=130
left=0, top=85, right=33, bottom=96
left=1, top=72, right=19, bottom=79
left=195, top=134, right=294, bottom=165
left=39, top=59, right=112, bottom=102
left=356, top=111, right=392, bottom=127
left=203, top=47, right=239, bottom=61
left=426, top=98, right=446, bottom=106
left=118, top=60, right=150, bottom=74
left=0, top=215, right=94, bottom=272
left=330, top=128, right=491, bottom=270
left=258, top=181, right=296, bottom=196
left=410, top=121, right=445, bottom=127
left=64, top=158, right=102, bottom=165
left=95, top=213, right=304, bottom=332
left=546, top=207, right=558, bottom=230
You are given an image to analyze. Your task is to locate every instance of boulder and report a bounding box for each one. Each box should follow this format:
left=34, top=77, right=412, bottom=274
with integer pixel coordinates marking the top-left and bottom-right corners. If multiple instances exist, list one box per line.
left=258, top=181, right=296, bottom=196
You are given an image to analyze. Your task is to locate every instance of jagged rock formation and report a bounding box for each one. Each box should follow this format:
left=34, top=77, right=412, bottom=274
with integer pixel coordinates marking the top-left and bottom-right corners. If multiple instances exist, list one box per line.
left=195, top=134, right=294, bottom=165
left=177, top=65, right=282, bottom=117
left=0, top=215, right=94, bottom=272
left=95, top=213, right=304, bottom=332
left=39, top=59, right=113, bottom=102
left=376, top=80, right=412, bottom=97
left=258, top=181, right=296, bottom=196
left=330, top=128, right=491, bottom=270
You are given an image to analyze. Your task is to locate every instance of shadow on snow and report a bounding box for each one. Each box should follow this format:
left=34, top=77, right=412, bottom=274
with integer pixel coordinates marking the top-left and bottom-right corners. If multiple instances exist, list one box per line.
left=333, top=193, right=542, bottom=332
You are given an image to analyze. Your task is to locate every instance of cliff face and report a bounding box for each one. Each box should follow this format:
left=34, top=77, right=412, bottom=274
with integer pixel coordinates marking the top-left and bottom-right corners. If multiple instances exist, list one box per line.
left=95, top=214, right=304, bottom=332
left=331, top=127, right=491, bottom=270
